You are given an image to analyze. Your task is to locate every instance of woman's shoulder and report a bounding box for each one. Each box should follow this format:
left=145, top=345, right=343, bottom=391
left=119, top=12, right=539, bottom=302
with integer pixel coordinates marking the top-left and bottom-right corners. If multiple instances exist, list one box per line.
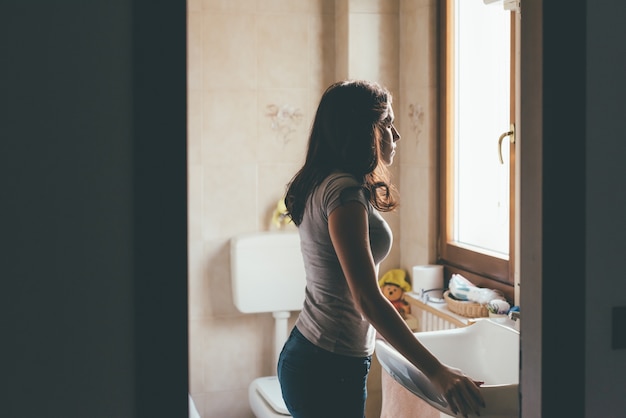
left=322, top=171, right=362, bottom=189
left=319, top=172, right=369, bottom=208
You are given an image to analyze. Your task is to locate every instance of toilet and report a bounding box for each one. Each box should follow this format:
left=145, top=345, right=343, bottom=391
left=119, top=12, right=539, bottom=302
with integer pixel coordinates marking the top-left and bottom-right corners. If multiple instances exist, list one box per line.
left=230, top=231, right=307, bottom=418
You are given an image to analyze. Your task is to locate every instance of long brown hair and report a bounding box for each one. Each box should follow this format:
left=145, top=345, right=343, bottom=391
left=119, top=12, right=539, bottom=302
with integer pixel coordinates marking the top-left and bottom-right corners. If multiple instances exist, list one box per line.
left=285, top=80, right=398, bottom=225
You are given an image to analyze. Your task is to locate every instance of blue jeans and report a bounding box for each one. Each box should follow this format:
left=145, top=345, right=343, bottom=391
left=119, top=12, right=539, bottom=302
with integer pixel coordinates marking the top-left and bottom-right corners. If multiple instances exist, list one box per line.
left=277, top=326, right=372, bottom=418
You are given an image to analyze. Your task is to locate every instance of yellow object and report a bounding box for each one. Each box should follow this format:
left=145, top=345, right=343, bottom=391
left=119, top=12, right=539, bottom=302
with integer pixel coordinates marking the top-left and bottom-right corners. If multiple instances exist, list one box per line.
left=379, top=269, right=412, bottom=293
left=271, top=198, right=293, bottom=228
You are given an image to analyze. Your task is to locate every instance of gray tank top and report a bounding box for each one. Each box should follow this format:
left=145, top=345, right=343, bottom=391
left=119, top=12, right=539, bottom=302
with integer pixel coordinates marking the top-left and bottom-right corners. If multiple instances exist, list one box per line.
left=294, top=172, right=392, bottom=357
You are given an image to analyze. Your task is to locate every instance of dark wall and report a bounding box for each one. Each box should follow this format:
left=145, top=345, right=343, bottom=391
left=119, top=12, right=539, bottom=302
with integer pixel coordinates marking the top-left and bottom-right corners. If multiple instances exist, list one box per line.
left=1, top=1, right=188, bottom=417
left=521, top=1, right=587, bottom=417
left=585, top=0, right=626, bottom=415
left=522, top=0, right=626, bottom=416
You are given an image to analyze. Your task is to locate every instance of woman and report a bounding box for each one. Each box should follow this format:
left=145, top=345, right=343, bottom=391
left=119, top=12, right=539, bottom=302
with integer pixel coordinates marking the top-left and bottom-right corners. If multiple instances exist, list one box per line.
left=277, top=80, right=485, bottom=418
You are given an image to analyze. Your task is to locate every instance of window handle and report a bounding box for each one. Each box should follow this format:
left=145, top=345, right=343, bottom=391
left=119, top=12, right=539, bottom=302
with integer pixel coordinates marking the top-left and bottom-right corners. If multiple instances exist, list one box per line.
left=498, top=124, right=515, bottom=164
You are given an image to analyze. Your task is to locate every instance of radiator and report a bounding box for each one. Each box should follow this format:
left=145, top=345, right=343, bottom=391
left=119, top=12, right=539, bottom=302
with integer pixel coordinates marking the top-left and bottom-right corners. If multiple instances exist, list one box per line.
left=406, top=293, right=468, bottom=332
left=417, top=308, right=458, bottom=331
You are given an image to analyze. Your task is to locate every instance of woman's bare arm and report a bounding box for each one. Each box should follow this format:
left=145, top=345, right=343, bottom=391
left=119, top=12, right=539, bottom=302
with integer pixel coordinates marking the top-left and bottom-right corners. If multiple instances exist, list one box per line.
left=328, top=201, right=485, bottom=417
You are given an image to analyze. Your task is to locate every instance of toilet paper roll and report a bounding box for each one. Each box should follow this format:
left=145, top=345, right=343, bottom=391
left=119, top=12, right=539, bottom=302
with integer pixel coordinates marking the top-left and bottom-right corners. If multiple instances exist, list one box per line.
left=412, top=265, right=444, bottom=298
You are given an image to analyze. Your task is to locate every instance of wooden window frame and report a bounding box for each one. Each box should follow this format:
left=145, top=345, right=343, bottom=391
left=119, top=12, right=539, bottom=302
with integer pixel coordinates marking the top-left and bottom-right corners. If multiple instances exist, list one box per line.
left=437, top=0, right=516, bottom=301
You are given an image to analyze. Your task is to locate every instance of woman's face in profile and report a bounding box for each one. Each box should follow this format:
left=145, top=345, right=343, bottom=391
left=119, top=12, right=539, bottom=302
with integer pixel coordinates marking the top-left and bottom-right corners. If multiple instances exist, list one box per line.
left=379, top=104, right=401, bottom=166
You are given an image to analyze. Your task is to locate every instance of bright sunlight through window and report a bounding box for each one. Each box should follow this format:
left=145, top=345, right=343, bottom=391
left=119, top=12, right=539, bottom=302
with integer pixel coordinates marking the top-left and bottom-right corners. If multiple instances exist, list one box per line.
left=453, top=0, right=511, bottom=258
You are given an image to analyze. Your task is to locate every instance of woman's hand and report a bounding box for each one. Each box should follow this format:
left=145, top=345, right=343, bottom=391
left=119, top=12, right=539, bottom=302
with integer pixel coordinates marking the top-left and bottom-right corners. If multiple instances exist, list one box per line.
left=429, top=364, right=485, bottom=417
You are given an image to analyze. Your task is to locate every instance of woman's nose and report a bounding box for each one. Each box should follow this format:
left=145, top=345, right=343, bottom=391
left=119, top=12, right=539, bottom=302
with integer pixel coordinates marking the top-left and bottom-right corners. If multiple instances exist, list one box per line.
left=393, top=126, right=401, bottom=141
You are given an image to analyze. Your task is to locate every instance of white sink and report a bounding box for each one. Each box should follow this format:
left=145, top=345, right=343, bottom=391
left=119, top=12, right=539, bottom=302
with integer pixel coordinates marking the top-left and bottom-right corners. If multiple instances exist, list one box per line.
left=375, top=319, right=519, bottom=418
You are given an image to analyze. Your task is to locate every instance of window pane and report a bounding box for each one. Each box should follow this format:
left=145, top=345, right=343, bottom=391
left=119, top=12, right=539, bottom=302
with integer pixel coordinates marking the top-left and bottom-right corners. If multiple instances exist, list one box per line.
left=453, top=0, right=510, bottom=258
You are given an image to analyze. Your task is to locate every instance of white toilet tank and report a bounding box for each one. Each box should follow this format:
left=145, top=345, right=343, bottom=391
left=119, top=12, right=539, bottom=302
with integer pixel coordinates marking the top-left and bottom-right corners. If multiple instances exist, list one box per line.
left=230, top=231, right=306, bottom=314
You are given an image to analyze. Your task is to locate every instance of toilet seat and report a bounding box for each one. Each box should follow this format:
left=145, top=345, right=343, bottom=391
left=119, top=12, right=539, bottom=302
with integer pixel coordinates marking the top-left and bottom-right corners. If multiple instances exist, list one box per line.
left=249, top=376, right=291, bottom=417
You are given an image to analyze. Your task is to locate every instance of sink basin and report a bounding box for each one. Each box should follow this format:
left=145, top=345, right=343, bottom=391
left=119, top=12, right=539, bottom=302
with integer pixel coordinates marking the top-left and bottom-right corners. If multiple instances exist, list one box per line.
left=375, top=319, right=519, bottom=418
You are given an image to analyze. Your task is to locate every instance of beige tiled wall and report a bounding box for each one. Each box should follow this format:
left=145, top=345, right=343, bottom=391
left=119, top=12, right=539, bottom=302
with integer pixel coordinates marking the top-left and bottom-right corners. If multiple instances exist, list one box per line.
left=398, top=0, right=439, bottom=269
left=187, top=1, right=437, bottom=416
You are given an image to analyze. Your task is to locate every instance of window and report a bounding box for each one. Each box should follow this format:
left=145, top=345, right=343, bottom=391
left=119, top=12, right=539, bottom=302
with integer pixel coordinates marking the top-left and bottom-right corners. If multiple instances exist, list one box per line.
left=439, top=0, right=517, bottom=291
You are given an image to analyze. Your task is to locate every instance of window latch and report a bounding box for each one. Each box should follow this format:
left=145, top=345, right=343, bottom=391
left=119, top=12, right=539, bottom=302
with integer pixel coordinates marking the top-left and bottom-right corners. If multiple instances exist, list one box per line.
left=498, top=124, right=515, bottom=164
